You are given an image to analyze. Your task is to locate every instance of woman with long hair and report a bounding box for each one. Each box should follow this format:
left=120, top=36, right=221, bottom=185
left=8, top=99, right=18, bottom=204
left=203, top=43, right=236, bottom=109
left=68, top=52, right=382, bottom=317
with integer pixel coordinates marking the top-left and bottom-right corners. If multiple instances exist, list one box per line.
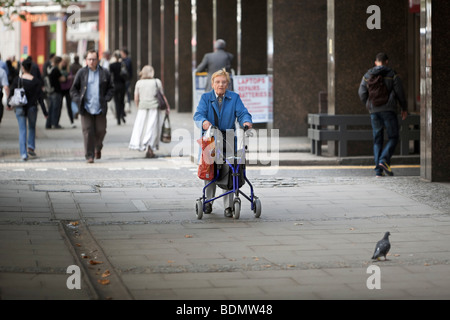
left=129, top=65, right=169, bottom=158
left=7, top=59, right=48, bottom=161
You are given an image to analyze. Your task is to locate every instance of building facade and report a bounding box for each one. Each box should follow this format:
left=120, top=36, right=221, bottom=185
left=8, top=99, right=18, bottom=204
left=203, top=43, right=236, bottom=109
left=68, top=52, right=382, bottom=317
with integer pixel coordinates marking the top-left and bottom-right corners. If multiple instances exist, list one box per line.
left=1, top=0, right=448, bottom=182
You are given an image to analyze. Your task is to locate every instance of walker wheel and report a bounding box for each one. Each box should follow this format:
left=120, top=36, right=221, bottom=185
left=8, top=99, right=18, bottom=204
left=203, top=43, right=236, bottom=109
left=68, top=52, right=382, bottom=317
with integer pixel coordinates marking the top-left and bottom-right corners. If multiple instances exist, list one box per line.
left=233, top=198, right=241, bottom=220
left=253, top=197, right=261, bottom=218
left=196, top=199, right=203, bottom=220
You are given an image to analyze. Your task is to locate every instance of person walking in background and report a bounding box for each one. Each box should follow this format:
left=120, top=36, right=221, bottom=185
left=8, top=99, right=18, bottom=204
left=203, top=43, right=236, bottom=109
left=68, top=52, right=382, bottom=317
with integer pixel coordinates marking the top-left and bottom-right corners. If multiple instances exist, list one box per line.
left=100, top=50, right=111, bottom=70
left=6, top=59, right=48, bottom=161
left=42, top=53, right=55, bottom=112
left=70, top=55, right=82, bottom=76
left=59, top=54, right=76, bottom=128
left=120, top=48, right=132, bottom=114
left=129, top=65, right=169, bottom=158
left=358, top=52, right=408, bottom=177
left=70, top=49, right=114, bottom=164
left=196, top=39, right=234, bottom=92
left=69, top=55, right=83, bottom=120
left=45, top=56, right=66, bottom=129
left=0, top=66, right=10, bottom=124
left=109, top=50, right=127, bottom=125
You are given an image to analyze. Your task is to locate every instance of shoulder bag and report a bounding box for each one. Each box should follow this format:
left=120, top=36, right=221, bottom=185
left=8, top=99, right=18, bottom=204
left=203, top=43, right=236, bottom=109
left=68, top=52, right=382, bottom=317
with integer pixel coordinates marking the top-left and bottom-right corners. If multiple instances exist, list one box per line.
left=155, top=80, right=167, bottom=110
left=9, top=76, right=28, bottom=107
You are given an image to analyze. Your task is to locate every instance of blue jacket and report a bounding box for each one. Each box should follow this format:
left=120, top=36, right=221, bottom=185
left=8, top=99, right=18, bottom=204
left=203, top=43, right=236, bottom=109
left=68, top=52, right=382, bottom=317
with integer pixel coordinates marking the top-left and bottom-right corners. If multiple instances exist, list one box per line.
left=193, top=90, right=252, bottom=132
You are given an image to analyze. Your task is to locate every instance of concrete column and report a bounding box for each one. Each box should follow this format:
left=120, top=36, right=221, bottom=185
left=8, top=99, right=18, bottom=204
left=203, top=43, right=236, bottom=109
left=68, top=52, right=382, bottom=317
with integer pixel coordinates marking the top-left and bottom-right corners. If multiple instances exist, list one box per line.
left=177, top=0, right=193, bottom=112
left=328, top=0, right=408, bottom=155
left=162, top=0, right=175, bottom=109
left=240, top=0, right=267, bottom=75
left=196, top=0, right=213, bottom=63
left=216, top=0, right=237, bottom=72
left=420, top=0, right=450, bottom=182
left=56, top=14, right=65, bottom=55
left=151, top=0, right=161, bottom=79
left=273, top=0, right=327, bottom=136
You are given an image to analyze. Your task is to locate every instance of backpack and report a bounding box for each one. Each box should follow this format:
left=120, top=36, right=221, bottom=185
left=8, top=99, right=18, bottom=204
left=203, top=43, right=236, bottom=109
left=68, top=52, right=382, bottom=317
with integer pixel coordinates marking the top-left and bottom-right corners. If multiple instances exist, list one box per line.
left=367, top=74, right=389, bottom=107
left=44, top=66, right=55, bottom=94
left=120, top=61, right=129, bottom=80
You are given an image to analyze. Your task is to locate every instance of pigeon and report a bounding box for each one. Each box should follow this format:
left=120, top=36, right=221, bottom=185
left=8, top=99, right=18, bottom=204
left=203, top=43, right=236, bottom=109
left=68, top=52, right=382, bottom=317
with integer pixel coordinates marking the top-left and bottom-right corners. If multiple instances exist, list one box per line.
left=371, top=231, right=391, bottom=261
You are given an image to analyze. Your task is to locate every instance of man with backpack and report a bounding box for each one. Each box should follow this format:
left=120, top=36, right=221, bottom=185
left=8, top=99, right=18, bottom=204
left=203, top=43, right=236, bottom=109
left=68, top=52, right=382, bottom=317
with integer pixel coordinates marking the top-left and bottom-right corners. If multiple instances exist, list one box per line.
left=358, top=52, right=408, bottom=177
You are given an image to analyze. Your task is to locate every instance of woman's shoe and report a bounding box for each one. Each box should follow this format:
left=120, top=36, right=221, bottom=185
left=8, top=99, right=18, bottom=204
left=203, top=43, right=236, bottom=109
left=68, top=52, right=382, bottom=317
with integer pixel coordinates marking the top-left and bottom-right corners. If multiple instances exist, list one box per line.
left=145, top=148, right=155, bottom=158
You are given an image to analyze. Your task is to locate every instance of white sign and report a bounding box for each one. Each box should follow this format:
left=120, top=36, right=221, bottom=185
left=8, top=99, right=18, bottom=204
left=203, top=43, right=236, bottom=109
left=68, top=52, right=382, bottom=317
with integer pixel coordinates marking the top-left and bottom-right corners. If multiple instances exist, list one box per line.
left=234, top=75, right=273, bottom=124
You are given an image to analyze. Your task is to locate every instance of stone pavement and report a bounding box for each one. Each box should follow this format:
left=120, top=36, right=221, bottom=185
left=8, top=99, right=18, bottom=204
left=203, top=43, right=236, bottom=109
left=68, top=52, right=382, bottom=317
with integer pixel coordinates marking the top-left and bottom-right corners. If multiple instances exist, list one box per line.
left=0, top=104, right=449, bottom=301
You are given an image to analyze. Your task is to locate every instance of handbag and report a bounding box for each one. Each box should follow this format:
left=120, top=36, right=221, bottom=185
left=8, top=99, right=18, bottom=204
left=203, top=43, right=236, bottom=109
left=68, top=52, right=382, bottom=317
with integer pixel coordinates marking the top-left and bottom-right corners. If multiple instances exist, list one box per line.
left=9, top=77, right=28, bottom=107
left=197, top=126, right=216, bottom=180
left=155, top=81, right=167, bottom=110
left=160, top=114, right=171, bottom=143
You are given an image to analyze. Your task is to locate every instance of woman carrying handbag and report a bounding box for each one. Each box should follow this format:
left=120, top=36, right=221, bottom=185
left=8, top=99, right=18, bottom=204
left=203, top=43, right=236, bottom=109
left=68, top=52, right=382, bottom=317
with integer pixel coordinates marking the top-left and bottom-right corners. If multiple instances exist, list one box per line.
left=7, top=59, right=48, bottom=161
left=128, top=65, right=170, bottom=158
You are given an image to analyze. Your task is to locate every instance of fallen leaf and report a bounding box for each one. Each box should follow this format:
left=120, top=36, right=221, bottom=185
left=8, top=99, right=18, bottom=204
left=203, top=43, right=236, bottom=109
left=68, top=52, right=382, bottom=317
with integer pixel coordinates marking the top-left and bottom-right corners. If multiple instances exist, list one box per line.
left=69, top=221, right=79, bottom=226
left=287, top=264, right=296, bottom=268
left=394, top=254, right=400, bottom=257
left=424, top=263, right=430, bottom=266
left=185, top=235, right=193, bottom=238
left=75, top=243, right=82, bottom=247
left=102, top=270, right=111, bottom=278
left=89, top=260, right=103, bottom=265
left=98, top=279, right=110, bottom=285
left=167, top=260, right=175, bottom=263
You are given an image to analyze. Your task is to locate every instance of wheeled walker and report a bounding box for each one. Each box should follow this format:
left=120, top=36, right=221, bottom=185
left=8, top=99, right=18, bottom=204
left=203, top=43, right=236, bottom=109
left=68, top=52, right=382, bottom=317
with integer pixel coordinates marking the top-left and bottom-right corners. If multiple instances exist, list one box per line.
left=195, top=126, right=261, bottom=220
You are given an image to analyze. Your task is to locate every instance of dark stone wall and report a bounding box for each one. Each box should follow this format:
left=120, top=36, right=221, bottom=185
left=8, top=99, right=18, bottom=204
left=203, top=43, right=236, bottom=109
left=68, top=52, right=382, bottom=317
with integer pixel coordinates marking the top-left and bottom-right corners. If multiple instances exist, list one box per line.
left=273, top=0, right=328, bottom=136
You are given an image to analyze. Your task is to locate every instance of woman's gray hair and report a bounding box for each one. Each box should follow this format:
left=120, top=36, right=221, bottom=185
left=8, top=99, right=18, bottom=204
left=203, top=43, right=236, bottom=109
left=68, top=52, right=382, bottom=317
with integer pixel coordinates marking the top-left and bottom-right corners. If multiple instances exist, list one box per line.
left=139, top=65, right=155, bottom=79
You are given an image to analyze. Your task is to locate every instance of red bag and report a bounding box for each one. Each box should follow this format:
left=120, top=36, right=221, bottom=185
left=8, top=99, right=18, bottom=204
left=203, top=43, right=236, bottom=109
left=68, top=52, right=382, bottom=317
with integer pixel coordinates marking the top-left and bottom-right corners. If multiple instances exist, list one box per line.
left=197, top=135, right=216, bottom=180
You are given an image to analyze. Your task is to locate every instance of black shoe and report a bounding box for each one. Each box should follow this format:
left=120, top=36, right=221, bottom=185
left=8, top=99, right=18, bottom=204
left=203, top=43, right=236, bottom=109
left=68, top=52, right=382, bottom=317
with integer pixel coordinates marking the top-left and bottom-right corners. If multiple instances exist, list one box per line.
left=224, top=207, right=233, bottom=218
left=379, top=161, right=394, bottom=176
left=205, top=203, right=212, bottom=214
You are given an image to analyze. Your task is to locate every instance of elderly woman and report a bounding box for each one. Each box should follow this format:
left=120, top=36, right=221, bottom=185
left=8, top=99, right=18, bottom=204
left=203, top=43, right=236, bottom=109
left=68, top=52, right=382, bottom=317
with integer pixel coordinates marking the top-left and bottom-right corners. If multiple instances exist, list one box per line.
left=129, top=65, right=169, bottom=158
left=193, top=68, right=252, bottom=217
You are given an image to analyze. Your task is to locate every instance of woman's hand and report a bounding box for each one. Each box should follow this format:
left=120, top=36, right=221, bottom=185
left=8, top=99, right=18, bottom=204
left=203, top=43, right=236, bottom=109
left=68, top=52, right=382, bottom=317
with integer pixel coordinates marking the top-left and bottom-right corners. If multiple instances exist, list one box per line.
left=202, top=120, right=212, bottom=130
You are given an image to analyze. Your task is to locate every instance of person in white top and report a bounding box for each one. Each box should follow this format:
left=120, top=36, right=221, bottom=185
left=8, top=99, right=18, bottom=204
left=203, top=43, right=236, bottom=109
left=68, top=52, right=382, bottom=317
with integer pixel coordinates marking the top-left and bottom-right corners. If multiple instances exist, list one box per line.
left=129, top=65, right=170, bottom=158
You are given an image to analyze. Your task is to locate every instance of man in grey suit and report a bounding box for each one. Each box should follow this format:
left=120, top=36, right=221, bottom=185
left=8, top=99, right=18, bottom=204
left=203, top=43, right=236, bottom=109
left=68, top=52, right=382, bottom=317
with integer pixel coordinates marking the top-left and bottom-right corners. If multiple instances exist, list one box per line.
left=196, top=39, right=234, bottom=92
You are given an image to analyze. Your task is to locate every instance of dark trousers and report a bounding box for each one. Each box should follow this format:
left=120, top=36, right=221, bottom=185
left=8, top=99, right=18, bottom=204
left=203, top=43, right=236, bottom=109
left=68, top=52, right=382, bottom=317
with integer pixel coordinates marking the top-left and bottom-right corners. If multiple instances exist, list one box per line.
left=113, top=83, right=126, bottom=124
left=371, top=111, right=399, bottom=174
left=80, top=112, right=107, bottom=160
left=59, top=89, right=74, bottom=124
left=46, top=92, right=62, bottom=128
left=0, top=90, right=3, bottom=123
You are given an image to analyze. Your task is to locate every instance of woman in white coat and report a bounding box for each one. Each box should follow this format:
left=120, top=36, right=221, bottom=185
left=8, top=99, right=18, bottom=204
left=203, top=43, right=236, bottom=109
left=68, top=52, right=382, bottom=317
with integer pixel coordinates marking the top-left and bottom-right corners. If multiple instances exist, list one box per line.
left=129, top=65, right=169, bottom=158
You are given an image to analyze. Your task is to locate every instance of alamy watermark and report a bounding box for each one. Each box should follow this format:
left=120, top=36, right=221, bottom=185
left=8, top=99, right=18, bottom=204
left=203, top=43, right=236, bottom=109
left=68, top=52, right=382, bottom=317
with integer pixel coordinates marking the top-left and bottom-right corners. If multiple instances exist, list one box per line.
left=366, top=265, right=381, bottom=290
left=367, top=5, right=381, bottom=30
left=66, top=265, right=81, bottom=290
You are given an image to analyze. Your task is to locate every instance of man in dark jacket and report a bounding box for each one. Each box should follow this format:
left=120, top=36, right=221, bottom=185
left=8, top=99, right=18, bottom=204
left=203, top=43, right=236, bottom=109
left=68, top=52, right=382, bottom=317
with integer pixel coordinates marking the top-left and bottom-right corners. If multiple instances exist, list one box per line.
left=70, top=49, right=114, bottom=163
left=358, top=52, right=408, bottom=177
left=196, top=39, right=234, bottom=92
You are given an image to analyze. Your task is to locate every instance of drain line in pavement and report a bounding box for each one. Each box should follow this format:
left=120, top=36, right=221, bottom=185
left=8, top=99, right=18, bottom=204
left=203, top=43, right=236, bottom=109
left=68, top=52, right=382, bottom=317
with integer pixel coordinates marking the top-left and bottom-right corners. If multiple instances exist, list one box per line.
left=60, top=220, right=133, bottom=300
